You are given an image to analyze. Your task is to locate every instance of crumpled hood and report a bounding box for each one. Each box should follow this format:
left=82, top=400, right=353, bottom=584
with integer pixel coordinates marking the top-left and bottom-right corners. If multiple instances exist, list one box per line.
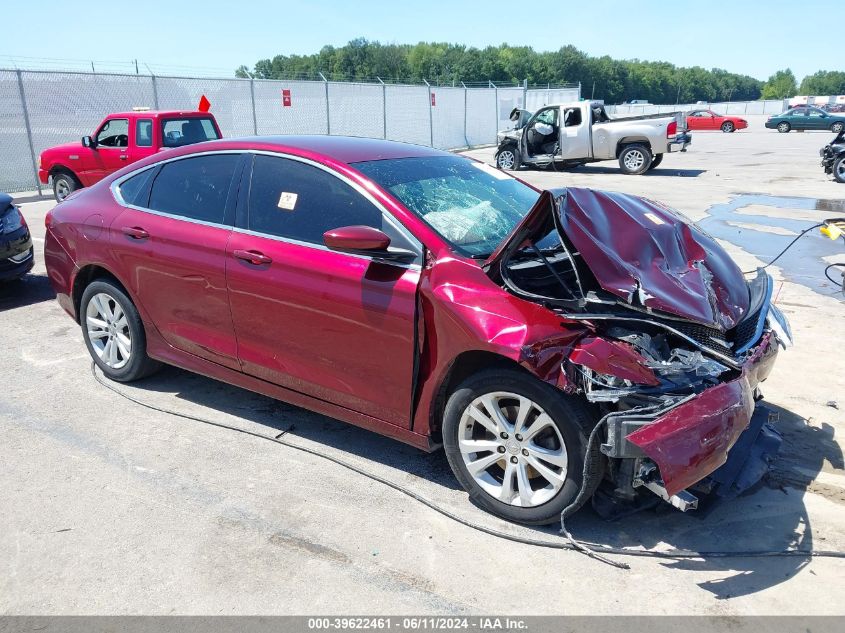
left=484, top=187, right=750, bottom=330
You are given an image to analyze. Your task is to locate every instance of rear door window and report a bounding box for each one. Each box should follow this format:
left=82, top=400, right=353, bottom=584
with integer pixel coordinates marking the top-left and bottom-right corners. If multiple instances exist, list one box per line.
left=135, top=119, right=153, bottom=147
left=148, top=154, right=240, bottom=224
left=161, top=117, right=220, bottom=147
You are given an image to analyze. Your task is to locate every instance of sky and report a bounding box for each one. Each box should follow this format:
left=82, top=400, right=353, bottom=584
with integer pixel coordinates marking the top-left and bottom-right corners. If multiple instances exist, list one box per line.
left=0, top=0, right=835, bottom=81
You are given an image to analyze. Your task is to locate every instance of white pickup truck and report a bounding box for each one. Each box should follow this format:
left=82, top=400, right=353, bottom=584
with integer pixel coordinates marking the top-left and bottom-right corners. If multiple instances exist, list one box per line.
left=495, top=100, right=690, bottom=175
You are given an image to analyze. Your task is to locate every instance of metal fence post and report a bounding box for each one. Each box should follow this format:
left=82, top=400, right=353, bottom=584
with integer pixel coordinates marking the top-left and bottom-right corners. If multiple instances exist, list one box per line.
left=424, top=79, right=434, bottom=147
left=15, top=70, right=42, bottom=196
left=377, top=77, right=387, bottom=139
left=319, top=72, right=331, bottom=135
left=249, top=78, right=258, bottom=135
left=523, top=78, right=528, bottom=110
left=491, top=81, right=498, bottom=145
left=151, top=75, right=159, bottom=109
left=462, top=81, right=469, bottom=147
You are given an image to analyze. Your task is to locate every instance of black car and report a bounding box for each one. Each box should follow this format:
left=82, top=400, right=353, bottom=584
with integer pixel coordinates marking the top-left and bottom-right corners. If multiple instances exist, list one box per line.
left=821, top=131, right=845, bottom=183
left=0, top=193, right=34, bottom=281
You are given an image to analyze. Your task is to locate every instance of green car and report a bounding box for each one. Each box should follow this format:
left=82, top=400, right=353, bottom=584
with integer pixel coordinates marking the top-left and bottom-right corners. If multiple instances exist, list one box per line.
left=765, top=106, right=845, bottom=133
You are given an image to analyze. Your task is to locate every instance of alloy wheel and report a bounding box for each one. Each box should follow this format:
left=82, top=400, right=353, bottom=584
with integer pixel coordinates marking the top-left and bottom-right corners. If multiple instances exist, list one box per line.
left=497, top=150, right=515, bottom=170
left=86, top=292, right=132, bottom=369
left=836, top=159, right=845, bottom=181
left=55, top=178, right=70, bottom=201
left=457, top=391, right=568, bottom=508
left=623, top=149, right=646, bottom=171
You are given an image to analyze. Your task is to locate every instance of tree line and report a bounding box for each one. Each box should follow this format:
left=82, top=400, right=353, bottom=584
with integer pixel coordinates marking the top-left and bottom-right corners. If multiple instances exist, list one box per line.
left=236, top=39, right=843, bottom=104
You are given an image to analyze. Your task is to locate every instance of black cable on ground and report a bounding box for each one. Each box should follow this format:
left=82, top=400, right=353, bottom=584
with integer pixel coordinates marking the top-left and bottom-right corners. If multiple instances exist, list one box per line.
left=90, top=363, right=845, bottom=568
left=741, top=223, right=823, bottom=274
left=824, top=263, right=845, bottom=294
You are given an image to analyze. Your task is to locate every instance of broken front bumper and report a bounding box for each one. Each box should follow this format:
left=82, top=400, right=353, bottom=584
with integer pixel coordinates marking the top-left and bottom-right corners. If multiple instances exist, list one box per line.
left=604, top=332, right=779, bottom=497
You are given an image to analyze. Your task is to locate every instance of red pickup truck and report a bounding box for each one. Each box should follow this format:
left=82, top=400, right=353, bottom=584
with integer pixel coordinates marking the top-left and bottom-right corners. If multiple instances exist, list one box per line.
left=38, top=109, right=222, bottom=201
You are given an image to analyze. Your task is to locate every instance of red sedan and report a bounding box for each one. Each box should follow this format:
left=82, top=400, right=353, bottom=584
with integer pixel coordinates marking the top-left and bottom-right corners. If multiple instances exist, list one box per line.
left=686, top=109, right=748, bottom=132
left=44, top=136, right=788, bottom=524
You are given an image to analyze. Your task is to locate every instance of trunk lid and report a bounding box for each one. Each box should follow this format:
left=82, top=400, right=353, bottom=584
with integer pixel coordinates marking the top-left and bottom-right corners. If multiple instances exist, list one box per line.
left=483, top=187, right=750, bottom=330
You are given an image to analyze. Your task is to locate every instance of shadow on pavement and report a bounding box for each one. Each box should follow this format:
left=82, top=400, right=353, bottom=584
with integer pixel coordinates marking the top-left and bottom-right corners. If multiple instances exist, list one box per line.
left=0, top=274, right=56, bottom=312
left=566, top=165, right=707, bottom=178
left=128, top=365, right=838, bottom=598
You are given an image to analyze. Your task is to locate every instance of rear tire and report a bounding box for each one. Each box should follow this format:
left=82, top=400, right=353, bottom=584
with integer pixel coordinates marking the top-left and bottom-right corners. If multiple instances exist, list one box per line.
left=777, top=122, right=791, bottom=133
left=831, top=122, right=844, bottom=134
left=618, top=144, right=652, bottom=175
left=52, top=172, right=79, bottom=202
left=443, top=368, right=600, bottom=525
left=80, top=279, right=161, bottom=382
left=721, top=121, right=735, bottom=133
left=833, top=155, right=845, bottom=184
left=495, top=145, right=520, bottom=171
left=647, top=153, right=663, bottom=170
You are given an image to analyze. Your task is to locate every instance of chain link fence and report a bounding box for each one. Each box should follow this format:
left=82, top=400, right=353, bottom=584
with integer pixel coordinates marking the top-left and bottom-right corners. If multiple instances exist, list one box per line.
left=0, top=68, right=580, bottom=194
left=605, top=99, right=789, bottom=116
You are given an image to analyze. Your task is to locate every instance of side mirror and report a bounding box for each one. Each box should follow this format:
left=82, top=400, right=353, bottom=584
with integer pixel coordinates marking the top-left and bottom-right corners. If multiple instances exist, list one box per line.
left=82, top=136, right=96, bottom=149
left=324, top=225, right=391, bottom=253
left=323, top=225, right=416, bottom=262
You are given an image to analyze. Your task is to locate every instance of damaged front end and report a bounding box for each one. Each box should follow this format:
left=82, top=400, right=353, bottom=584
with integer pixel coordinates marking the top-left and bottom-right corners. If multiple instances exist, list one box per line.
left=484, top=188, right=793, bottom=513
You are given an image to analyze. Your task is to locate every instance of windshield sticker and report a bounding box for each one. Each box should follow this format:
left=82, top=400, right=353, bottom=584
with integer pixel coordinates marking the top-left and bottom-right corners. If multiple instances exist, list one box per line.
left=645, top=212, right=666, bottom=226
left=277, top=191, right=298, bottom=211
left=471, top=161, right=511, bottom=180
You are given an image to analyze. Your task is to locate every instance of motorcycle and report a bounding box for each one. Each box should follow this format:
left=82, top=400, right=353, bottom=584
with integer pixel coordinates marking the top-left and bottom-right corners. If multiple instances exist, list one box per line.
left=821, top=130, right=845, bottom=183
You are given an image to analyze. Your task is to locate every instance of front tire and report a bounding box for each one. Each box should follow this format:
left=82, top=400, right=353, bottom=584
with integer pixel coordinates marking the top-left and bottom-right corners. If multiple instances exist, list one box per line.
left=834, top=156, right=845, bottom=184
left=52, top=172, right=79, bottom=202
left=443, top=368, right=600, bottom=525
left=495, top=145, right=520, bottom=171
left=80, top=279, right=160, bottom=382
left=721, top=121, right=735, bottom=133
left=831, top=122, right=844, bottom=134
left=618, top=144, right=652, bottom=175
left=777, top=122, right=791, bottom=133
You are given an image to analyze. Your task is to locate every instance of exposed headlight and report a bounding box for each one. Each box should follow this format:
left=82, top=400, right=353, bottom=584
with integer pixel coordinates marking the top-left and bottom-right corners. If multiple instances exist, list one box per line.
left=0, top=206, right=24, bottom=234
left=767, top=305, right=793, bottom=348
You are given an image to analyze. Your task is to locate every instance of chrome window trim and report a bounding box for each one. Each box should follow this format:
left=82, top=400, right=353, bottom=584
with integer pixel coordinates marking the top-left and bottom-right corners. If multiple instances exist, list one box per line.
left=109, top=148, right=424, bottom=270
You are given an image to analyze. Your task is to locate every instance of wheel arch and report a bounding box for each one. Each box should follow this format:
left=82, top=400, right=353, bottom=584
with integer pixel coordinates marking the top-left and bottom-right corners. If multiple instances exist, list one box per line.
left=427, top=349, right=530, bottom=442
left=72, top=264, right=132, bottom=324
left=615, top=137, right=651, bottom=157
left=49, top=164, right=82, bottom=185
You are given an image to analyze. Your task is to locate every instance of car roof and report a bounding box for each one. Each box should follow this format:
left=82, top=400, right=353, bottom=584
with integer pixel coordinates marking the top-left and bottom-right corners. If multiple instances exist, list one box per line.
left=188, top=135, right=451, bottom=164
left=107, top=110, right=215, bottom=118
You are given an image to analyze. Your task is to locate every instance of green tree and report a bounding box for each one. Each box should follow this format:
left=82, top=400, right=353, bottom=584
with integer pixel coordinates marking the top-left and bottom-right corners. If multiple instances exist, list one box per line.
left=761, top=69, right=798, bottom=99
left=239, top=39, right=766, bottom=102
left=799, top=70, right=845, bottom=95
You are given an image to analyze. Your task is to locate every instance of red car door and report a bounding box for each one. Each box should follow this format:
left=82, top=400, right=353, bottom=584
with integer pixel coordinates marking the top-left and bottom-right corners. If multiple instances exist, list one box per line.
left=89, top=117, right=132, bottom=182
left=109, top=152, right=244, bottom=370
left=226, top=154, right=422, bottom=426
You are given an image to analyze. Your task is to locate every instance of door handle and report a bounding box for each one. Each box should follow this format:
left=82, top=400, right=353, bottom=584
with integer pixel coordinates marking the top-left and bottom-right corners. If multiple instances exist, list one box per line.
left=119, top=155, right=128, bottom=160
left=233, top=249, right=272, bottom=266
left=121, top=226, right=149, bottom=239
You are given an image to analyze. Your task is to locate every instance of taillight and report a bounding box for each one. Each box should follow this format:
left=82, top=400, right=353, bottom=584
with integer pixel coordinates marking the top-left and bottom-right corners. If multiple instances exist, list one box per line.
left=667, top=121, right=677, bottom=137
left=45, top=210, right=53, bottom=230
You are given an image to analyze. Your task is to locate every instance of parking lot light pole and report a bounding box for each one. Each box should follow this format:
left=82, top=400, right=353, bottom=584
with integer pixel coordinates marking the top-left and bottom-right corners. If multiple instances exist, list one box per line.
left=15, top=70, right=42, bottom=196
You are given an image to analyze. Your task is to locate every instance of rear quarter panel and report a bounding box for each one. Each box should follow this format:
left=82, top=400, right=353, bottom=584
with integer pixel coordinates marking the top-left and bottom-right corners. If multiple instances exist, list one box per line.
left=592, top=116, right=675, bottom=159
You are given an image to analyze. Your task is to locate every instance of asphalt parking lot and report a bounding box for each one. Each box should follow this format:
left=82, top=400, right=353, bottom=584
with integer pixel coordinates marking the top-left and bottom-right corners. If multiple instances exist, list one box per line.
left=2, top=117, right=844, bottom=615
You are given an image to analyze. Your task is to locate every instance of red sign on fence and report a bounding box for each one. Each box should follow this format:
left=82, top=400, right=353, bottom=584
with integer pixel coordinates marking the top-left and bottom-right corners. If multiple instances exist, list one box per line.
left=430, top=92, right=436, bottom=107
left=282, top=89, right=292, bottom=107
